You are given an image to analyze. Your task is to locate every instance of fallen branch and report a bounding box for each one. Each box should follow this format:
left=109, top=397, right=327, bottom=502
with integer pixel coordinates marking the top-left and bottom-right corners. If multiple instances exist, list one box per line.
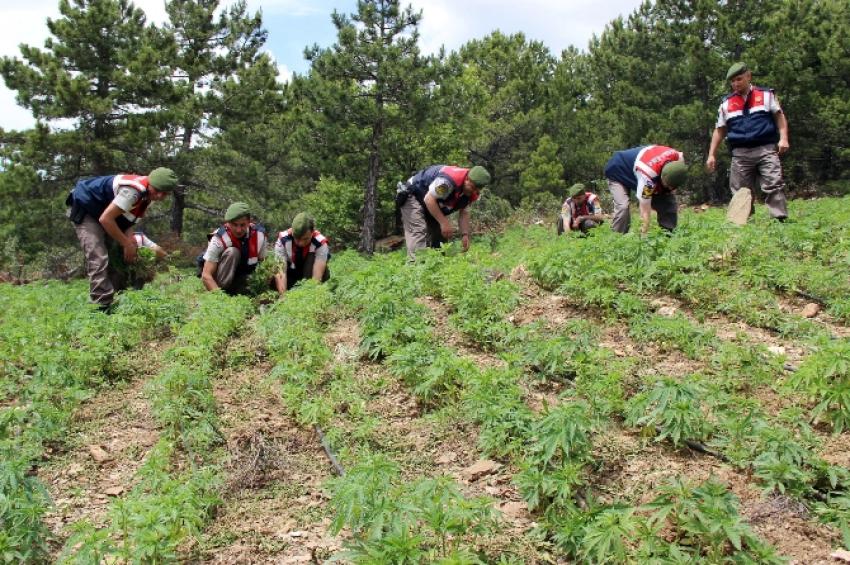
left=684, top=439, right=729, bottom=462
left=795, top=290, right=828, bottom=306
left=315, top=425, right=345, bottom=476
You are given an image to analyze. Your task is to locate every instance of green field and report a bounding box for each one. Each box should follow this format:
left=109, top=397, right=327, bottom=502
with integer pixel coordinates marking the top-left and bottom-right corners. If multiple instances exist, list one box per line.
left=3, top=197, right=850, bottom=563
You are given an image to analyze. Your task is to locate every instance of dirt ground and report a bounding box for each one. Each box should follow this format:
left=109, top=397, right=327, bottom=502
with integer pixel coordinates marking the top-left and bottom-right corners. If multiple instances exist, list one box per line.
left=38, top=266, right=847, bottom=563
left=40, top=341, right=168, bottom=557
left=493, top=268, right=845, bottom=563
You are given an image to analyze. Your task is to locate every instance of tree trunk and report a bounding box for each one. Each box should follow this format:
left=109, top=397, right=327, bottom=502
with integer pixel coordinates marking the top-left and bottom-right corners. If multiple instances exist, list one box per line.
left=360, top=116, right=383, bottom=255
left=170, top=186, right=186, bottom=236
left=170, top=118, right=194, bottom=237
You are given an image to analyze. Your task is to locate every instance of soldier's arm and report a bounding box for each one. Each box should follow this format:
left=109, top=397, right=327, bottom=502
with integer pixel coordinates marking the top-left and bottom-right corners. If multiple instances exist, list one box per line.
left=774, top=112, right=789, bottom=154
left=706, top=126, right=727, bottom=172
left=99, top=203, right=137, bottom=263
left=458, top=208, right=471, bottom=251
left=424, top=192, right=453, bottom=239
left=201, top=260, right=220, bottom=292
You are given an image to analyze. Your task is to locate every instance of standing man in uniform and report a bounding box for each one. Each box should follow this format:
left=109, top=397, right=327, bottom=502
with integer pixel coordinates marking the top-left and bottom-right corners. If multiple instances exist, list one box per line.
left=706, top=62, right=789, bottom=221
left=273, top=212, right=330, bottom=294
left=604, top=145, right=688, bottom=235
left=397, top=164, right=491, bottom=261
left=67, top=167, right=177, bottom=310
left=200, top=202, right=270, bottom=295
left=558, top=183, right=605, bottom=235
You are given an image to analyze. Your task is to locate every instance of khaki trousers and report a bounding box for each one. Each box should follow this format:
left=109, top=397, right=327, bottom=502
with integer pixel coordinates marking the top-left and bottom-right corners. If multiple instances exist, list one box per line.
left=73, top=215, right=117, bottom=307
left=400, top=197, right=442, bottom=261
left=608, top=180, right=678, bottom=233
left=730, top=144, right=788, bottom=218
left=214, top=247, right=244, bottom=292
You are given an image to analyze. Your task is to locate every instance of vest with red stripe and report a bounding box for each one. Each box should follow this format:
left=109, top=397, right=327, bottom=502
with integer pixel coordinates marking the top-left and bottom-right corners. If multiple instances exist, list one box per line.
left=214, top=223, right=266, bottom=273
left=722, top=86, right=780, bottom=149
left=408, top=165, right=480, bottom=216
left=605, top=146, right=681, bottom=194
left=565, top=192, right=600, bottom=219
left=277, top=229, right=329, bottom=274
left=71, top=174, right=152, bottom=231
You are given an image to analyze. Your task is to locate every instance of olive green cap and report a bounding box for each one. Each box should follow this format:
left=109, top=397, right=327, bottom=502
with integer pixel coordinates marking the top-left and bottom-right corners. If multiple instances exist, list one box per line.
left=291, top=212, right=314, bottom=238
left=661, top=160, right=688, bottom=189
left=569, top=183, right=587, bottom=198
left=224, top=202, right=251, bottom=222
left=148, top=167, right=178, bottom=192
left=467, top=166, right=491, bottom=188
left=726, top=61, right=748, bottom=80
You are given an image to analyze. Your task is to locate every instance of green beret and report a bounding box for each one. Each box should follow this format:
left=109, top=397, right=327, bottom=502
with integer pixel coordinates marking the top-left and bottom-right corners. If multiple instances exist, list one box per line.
left=224, top=202, right=251, bottom=222
left=291, top=212, right=314, bottom=238
left=726, top=61, right=748, bottom=80
left=569, top=183, right=587, bottom=198
left=148, top=167, right=178, bottom=192
left=661, top=160, right=688, bottom=189
left=467, top=166, right=491, bottom=188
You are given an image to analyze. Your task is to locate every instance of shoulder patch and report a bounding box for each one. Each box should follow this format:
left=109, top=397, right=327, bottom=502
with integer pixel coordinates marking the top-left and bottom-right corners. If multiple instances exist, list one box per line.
left=435, top=183, right=450, bottom=198
left=641, top=184, right=654, bottom=199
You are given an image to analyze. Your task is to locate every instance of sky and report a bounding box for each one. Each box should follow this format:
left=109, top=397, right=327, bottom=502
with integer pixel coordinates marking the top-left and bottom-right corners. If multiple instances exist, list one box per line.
left=0, top=0, right=643, bottom=131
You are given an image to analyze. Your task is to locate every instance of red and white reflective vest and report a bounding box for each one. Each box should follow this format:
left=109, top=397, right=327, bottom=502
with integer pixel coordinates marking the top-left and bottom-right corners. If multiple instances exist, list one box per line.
left=214, top=223, right=266, bottom=267
left=276, top=228, right=329, bottom=269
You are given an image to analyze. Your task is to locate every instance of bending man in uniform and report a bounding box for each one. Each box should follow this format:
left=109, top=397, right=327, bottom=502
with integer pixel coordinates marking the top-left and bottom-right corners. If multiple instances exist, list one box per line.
left=66, top=167, right=177, bottom=310
left=604, top=145, right=688, bottom=235
left=200, top=202, right=270, bottom=295
left=397, top=164, right=491, bottom=261
left=558, top=183, right=604, bottom=235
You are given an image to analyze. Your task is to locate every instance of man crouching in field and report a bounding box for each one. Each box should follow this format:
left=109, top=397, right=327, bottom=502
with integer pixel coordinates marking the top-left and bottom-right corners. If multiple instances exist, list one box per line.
left=273, top=213, right=331, bottom=295
left=66, top=167, right=177, bottom=311
left=558, top=183, right=605, bottom=235
left=199, top=202, right=275, bottom=295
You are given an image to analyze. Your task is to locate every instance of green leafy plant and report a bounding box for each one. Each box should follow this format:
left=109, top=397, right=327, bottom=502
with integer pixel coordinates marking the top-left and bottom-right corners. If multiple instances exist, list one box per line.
left=788, top=338, right=850, bottom=433
left=644, top=478, right=783, bottom=563
left=626, top=377, right=711, bottom=448
left=329, top=457, right=497, bottom=562
left=0, top=454, right=52, bottom=563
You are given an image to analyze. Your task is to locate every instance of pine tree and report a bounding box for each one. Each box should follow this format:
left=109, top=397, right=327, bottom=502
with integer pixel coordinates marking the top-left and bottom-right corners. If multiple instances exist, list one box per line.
left=161, top=0, right=267, bottom=235
left=0, top=0, right=171, bottom=175
left=520, top=134, right=566, bottom=197
left=305, top=0, right=435, bottom=253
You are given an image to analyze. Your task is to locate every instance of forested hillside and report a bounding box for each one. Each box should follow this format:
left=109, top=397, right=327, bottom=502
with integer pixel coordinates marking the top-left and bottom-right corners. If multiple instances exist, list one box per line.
left=1, top=0, right=849, bottom=273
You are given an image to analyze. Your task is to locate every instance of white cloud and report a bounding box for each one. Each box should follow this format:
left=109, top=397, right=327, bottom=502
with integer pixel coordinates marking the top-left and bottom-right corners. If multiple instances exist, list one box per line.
left=0, top=89, right=34, bottom=132
left=410, top=0, right=639, bottom=56
left=276, top=62, right=293, bottom=83
left=0, top=0, right=168, bottom=131
left=245, top=0, right=324, bottom=17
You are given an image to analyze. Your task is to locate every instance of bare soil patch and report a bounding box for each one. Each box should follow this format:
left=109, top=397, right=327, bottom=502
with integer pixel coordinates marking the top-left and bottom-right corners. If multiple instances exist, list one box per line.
left=197, top=331, right=342, bottom=563
left=39, top=341, right=167, bottom=555
left=415, top=295, right=507, bottom=369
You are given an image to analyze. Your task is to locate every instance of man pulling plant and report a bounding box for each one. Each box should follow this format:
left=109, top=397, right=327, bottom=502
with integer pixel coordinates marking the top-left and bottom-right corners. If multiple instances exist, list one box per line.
left=66, top=167, right=177, bottom=310
left=273, top=212, right=331, bottom=294
left=200, top=202, right=274, bottom=295
left=558, top=183, right=605, bottom=235
left=109, top=232, right=168, bottom=291
left=604, top=145, right=688, bottom=235
left=397, top=164, right=491, bottom=260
